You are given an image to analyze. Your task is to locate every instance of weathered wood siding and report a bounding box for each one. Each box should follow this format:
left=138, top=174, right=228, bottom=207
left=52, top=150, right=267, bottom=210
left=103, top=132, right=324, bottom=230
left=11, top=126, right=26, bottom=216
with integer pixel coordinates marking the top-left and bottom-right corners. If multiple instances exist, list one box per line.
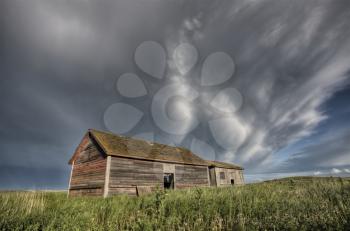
left=214, top=167, right=244, bottom=186
left=209, top=167, right=217, bottom=186
left=108, top=156, right=209, bottom=195
left=108, top=156, right=163, bottom=196
left=175, top=165, right=209, bottom=189
left=69, top=138, right=106, bottom=196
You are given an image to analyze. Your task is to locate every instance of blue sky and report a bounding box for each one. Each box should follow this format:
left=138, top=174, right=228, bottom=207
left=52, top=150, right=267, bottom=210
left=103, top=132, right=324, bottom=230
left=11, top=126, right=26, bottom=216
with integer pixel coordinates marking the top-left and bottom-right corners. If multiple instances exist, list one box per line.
left=1, top=0, right=350, bottom=189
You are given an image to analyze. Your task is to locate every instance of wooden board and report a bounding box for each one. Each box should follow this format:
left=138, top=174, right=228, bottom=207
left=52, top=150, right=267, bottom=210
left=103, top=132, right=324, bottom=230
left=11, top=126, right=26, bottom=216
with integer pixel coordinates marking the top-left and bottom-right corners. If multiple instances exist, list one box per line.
left=209, top=167, right=217, bottom=186
left=108, top=186, right=137, bottom=196
left=69, top=138, right=107, bottom=196
left=175, top=165, right=209, bottom=189
left=136, top=186, right=154, bottom=196
left=69, top=187, right=103, bottom=196
left=108, top=157, right=163, bottom=196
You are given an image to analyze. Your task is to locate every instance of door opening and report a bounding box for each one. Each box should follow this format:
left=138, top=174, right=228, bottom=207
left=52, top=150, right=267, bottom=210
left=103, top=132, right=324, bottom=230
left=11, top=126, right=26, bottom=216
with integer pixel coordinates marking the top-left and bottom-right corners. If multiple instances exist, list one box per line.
left=231, top=179, right=235, bottom=185
left=164, top=173, right=174, bottom=189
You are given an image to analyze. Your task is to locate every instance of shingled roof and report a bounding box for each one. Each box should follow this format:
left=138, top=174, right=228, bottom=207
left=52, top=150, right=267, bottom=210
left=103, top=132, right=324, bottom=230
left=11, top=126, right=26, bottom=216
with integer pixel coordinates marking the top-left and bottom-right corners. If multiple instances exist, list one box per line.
left=70, top=129, right=209, bottom=166
left=206, top=160, right=244, bottom=170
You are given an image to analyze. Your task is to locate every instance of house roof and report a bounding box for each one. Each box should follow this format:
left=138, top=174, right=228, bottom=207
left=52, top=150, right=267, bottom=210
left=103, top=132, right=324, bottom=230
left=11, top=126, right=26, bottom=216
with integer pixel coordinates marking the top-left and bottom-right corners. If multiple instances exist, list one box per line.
left=206, top=160, right=244, bottom=170
left=70, top=129, right=209, bottom=166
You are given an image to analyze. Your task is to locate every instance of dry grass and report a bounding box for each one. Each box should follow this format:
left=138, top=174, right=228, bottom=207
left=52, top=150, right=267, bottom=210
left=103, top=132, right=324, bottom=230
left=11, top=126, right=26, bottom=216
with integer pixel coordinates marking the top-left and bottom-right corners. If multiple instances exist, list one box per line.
left=1, top=177, right=349, bottom=230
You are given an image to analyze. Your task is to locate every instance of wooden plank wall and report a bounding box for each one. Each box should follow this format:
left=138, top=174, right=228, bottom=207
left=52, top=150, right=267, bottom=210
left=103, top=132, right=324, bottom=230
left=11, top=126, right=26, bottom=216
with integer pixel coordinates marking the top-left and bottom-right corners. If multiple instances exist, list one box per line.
left=175, top=165, right=209, bottom=189
left=109, top=157, right=163, bottom=196
left=69, top=138, right=106, bottom=196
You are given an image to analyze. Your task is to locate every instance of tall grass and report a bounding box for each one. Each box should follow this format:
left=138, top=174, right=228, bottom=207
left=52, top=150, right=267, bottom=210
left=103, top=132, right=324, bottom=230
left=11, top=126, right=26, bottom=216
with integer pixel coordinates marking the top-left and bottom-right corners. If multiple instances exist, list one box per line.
left=1, top=177, right=349, bottom=230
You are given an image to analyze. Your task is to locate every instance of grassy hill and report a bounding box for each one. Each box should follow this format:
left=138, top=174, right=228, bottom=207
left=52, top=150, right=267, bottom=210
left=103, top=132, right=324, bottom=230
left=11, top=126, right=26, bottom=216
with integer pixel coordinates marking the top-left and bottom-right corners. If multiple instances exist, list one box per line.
left=1, top=177, right=349, bottom=230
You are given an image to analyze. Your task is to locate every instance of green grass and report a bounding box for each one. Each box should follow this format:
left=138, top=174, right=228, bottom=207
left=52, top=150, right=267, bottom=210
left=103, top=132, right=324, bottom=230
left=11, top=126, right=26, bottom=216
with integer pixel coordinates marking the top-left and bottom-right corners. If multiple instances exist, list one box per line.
left=1, top=177, right=350, bottom=230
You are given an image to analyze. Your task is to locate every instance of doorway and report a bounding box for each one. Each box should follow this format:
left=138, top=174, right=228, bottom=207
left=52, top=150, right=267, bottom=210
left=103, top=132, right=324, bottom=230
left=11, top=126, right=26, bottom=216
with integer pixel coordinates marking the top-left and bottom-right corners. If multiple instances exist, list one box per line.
left=231, top=179, right=235, bottom=185
left=164, top=173, right=174, bottom=189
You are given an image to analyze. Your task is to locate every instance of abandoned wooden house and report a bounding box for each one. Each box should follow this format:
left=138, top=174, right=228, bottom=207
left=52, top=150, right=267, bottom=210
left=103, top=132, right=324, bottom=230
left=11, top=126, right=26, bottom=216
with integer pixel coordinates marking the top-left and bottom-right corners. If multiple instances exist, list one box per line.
left=68, top=129, right=244, bottom=197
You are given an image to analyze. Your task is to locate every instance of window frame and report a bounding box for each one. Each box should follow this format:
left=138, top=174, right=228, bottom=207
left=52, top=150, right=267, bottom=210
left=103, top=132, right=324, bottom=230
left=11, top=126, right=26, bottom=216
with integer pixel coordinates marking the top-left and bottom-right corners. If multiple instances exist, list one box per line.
left=220, top=172, right=225, bottom=180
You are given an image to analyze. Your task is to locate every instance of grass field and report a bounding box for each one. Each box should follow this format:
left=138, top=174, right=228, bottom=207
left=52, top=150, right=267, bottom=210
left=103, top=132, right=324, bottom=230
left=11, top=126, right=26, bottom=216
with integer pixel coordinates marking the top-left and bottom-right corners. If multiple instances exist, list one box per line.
left=1, top=177, right=350, bottom=230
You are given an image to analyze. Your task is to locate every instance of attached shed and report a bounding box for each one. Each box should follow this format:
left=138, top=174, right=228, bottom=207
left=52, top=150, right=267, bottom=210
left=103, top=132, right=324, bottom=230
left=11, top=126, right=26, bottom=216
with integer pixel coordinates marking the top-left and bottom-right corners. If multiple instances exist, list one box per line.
left=207, top=160, right=244, bottom=187
left=68, top=129, right=210, bottom=197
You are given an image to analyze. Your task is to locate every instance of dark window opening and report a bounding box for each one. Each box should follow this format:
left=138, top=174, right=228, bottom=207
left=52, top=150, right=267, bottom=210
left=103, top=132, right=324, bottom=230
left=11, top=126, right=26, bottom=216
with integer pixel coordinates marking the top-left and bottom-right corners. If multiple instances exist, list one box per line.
left=231, top=179, right=235, bottom=185
left=164, top=173, right=174, bottom=189
left=220, top=172, right=225, bottom=180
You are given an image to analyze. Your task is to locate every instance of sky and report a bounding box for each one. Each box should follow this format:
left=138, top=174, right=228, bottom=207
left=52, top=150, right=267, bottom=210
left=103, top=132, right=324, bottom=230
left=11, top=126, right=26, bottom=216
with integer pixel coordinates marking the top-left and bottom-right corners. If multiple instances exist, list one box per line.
left=1, top=0, right=350, bottom=189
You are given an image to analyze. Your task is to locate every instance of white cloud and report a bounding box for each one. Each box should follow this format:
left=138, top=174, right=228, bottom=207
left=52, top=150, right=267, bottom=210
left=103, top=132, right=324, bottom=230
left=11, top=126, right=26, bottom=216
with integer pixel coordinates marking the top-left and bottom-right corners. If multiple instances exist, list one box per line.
left=166, top=1, right=350, bottom=173
left=209, top=116, right=250, bottom=151
left=190, top=138, right=216, bottom=160
left=283, top=5, right=325, bottom=59
left=314, top=171, right=322, bottom=176
left=273, top=129, right=350, bottom=173
left=344, top=169, right=350, bottom=173
left=151, top=84, right=199, bottom=136
left=332, top=168, right=342, bottom=174
left=166, top=1, right=350, bottom=174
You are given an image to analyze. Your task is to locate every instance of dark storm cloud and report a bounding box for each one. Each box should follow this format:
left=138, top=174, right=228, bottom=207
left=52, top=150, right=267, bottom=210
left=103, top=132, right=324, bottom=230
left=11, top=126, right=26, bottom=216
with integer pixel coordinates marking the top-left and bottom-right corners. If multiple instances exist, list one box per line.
left=1, top=0, right=350, bottom=188
left=1, top=0, right=183, bottom=188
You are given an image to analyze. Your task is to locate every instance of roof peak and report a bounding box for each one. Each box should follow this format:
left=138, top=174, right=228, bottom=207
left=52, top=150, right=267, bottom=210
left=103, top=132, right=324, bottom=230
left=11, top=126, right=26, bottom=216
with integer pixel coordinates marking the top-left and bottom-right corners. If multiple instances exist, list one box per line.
left=89, top=128, right=194, bottom=151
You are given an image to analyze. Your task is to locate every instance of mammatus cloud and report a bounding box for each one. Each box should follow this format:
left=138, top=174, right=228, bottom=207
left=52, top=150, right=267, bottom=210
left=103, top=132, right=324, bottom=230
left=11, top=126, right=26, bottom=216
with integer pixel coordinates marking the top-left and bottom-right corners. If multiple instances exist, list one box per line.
left=157, top=0, right=350, bottom=174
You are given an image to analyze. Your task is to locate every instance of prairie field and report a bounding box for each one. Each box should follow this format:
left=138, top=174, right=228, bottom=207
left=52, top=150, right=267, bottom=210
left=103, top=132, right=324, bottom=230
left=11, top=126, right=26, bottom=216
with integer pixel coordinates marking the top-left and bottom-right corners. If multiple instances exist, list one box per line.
left=1, top=177, right=350, bottom=231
